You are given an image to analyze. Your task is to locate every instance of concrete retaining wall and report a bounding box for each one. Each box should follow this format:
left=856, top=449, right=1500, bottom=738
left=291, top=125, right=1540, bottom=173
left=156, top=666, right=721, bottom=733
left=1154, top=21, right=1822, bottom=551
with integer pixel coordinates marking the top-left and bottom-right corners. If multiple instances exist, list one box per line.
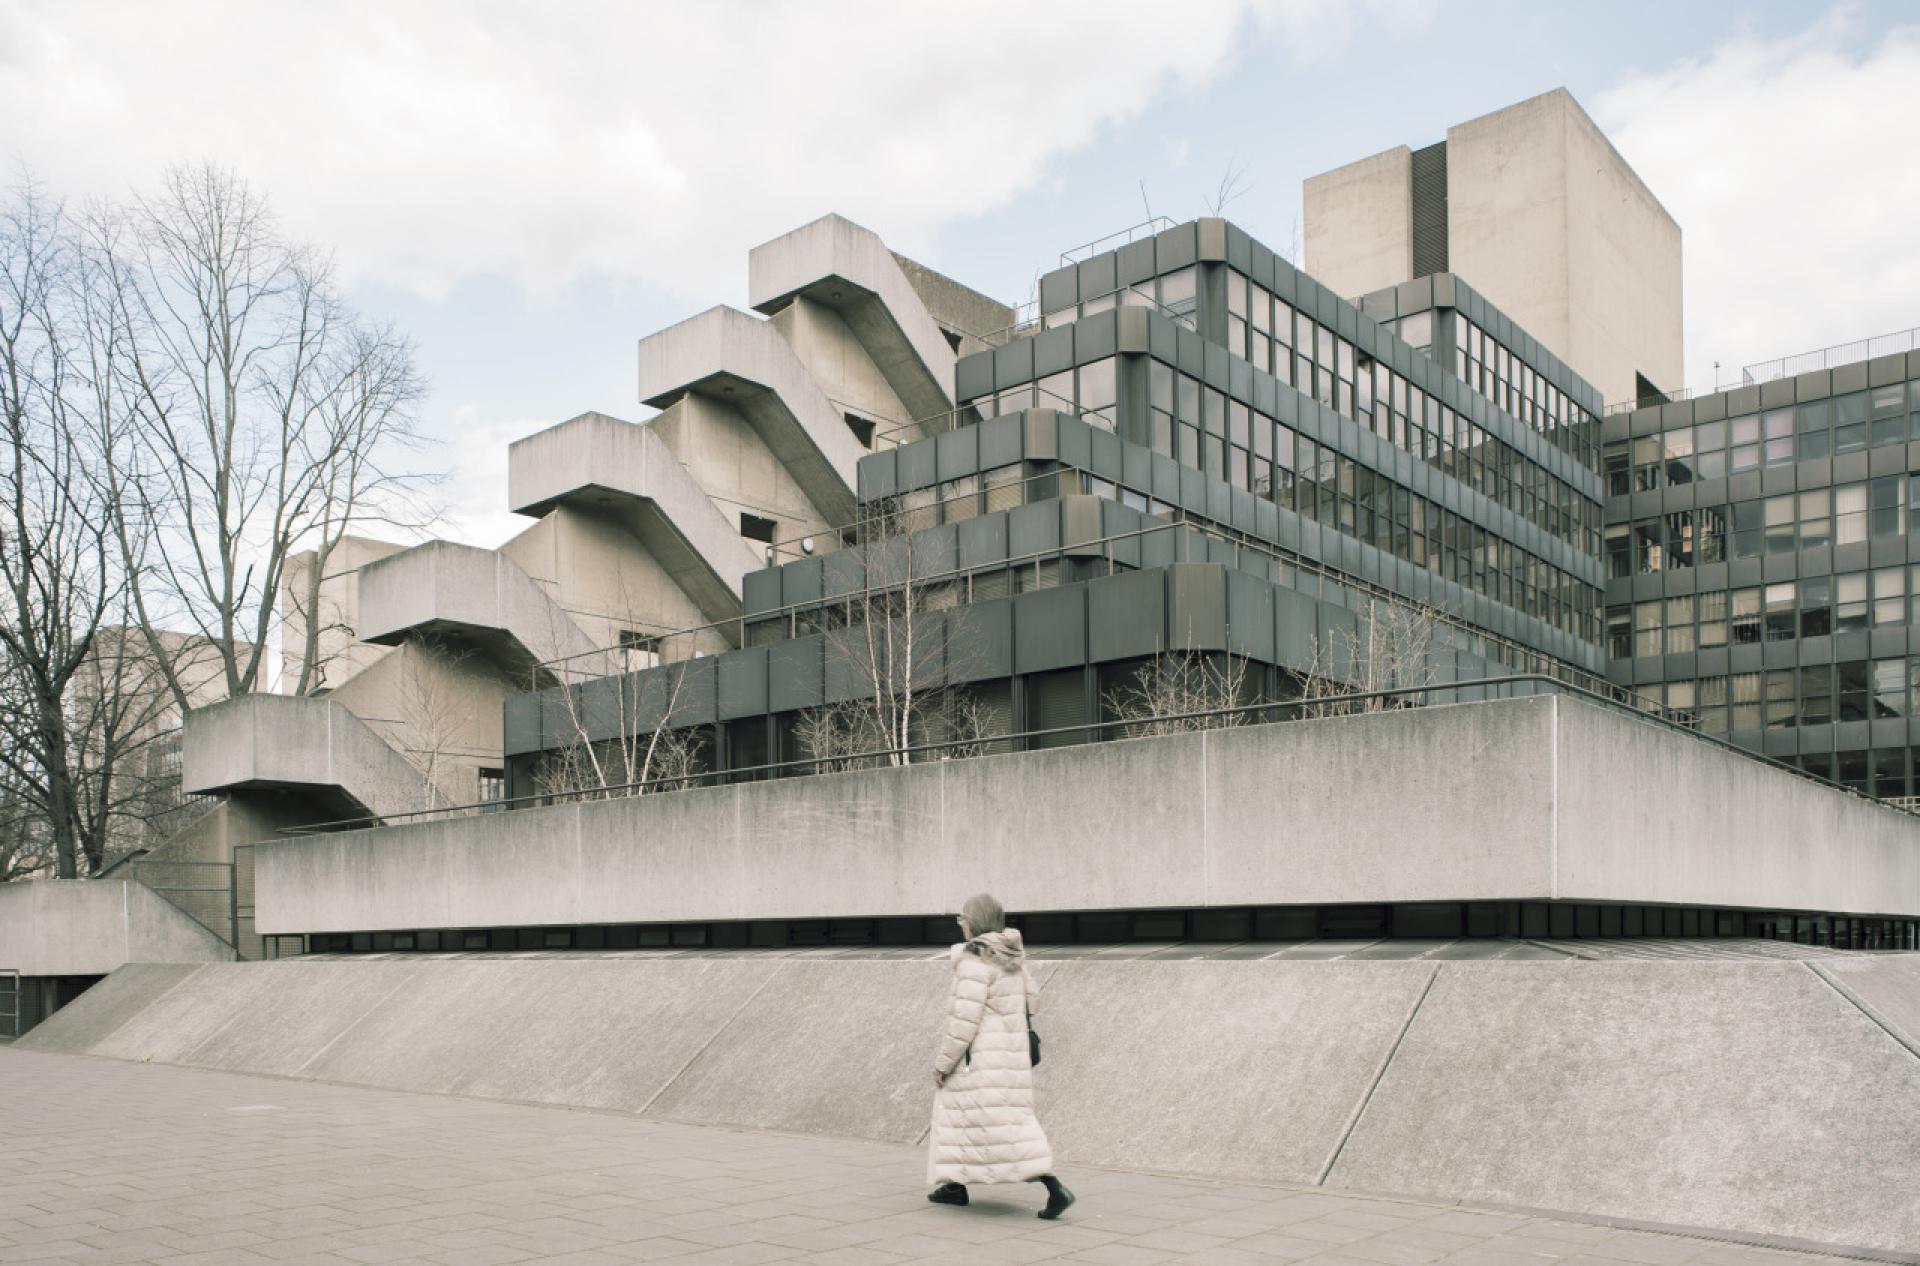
left=19, top=955, right=1920, bottom=1252
left=256, top=696, right=1920, bottom=936
left=0, top=881, right=233, bottom=978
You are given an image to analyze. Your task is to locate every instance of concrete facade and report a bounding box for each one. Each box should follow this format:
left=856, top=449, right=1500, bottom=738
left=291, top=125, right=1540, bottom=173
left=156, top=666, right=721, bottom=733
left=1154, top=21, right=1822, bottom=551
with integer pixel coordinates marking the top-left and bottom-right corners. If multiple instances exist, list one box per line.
left=1305, top=89, right=1683, bottom=409
left=181, top=694, right=444, bottom=823
left=1302, top=145, right=1413, bottom=300
left=0, top=881, right=231, bottom=979
left=256, top=696, right=1920, bottom=938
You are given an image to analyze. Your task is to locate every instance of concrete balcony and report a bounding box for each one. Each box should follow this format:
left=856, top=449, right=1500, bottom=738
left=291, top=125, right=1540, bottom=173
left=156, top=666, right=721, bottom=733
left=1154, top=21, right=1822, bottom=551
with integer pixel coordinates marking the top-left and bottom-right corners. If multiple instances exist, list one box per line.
left=636, top=306, right=863, bottom=525
left=356, top=541, right=605, bottom=686
left=747, top=214, right=961, bottom=421
left=180, top=694, right=435, bottom=823
left=508, top=411, right=759, bottom=632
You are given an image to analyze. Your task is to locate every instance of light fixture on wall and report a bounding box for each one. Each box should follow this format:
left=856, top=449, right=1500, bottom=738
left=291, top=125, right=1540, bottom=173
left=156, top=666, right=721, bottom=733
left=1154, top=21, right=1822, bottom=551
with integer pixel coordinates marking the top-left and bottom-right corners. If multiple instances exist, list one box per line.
left=801, top=537, right=816, bottom=555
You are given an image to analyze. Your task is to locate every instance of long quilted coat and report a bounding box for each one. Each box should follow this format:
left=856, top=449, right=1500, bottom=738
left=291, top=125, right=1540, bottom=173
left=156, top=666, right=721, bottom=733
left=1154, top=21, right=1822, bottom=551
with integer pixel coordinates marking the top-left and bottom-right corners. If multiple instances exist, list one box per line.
left=928, top=929, right=1053, bottom=1185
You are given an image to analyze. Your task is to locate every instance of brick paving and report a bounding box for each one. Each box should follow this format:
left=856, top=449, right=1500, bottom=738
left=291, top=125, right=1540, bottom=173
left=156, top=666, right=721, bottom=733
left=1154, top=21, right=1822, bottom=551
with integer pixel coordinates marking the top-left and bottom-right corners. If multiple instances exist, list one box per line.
left=0, top=1048, right=1877, bottom=1266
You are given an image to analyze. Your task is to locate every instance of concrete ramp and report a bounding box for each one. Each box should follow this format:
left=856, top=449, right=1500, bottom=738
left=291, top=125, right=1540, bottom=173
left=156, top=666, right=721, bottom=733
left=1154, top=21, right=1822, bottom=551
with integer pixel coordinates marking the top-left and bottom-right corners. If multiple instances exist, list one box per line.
left=20, top=955, right=1920, bottom=1253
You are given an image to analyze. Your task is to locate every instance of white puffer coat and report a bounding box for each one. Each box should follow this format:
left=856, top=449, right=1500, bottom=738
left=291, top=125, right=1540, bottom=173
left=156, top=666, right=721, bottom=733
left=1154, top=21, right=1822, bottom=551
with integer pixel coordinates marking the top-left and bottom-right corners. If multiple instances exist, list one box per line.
left=928, top=929, right=1053, bottom=1185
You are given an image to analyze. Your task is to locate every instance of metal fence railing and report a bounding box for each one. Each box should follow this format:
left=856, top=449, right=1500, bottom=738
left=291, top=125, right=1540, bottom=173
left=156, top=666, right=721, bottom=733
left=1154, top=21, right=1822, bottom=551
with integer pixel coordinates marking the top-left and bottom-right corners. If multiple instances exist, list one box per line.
left=272, top=670, right=1892, bottom=841
left=1, top=969, right=19, bottom=1041
left=1744, top=325, right=1920, bottom=386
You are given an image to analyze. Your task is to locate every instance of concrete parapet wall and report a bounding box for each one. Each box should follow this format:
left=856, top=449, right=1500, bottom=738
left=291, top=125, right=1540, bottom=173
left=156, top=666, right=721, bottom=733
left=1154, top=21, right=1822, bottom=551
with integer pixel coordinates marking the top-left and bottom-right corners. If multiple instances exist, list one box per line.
left=0, top=881, right=232, bottom=978
left=19, top=955, right=1920, bottom=1251
left=256, top=696, right=1920, bottom=936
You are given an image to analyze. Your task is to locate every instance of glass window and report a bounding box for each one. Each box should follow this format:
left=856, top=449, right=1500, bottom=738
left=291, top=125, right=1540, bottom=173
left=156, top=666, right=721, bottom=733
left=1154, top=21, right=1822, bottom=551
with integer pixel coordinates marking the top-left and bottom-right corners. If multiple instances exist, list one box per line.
left=1764, top=582, right=1797, bottom=641
left=1159, top=266, right=1197, bottom=315
left=1836, top=573, right=1869, bottom=633
left=1176, top=373, right=1200, bottom=424
left=1634, top=518, right=1663, bottom=573
left=1699, top=675, right=1730, bottom=735
left=1731, top=587, right=1762, bottom=644
left=1800, top=576, right=1832, bottom=637
left=1698, top=589, right=1728, bottom=649
left=1666, top=595, right=1696, bottom=654
left=1605, top=524, right=1631, bottom=579
left=1634, top=600, right=1662, bottom=658
left=1228, top=400, right=1249, bottom=448
left=1837, top=660, right=1870, bottom=722
left=1872, top=658, right=1907, bottom=718
left=1762, top=408, right=1794, bottom=467
left=1869, top=475, right=1906, bottom=538
left=1663, top=427, right=1695, bottom=485
left=1833, top=391, right=1868, bottom=453
left=1607, top=605, right=1633, bottom=659
left=1835, top=484, right=1867, bottom=545
left=1800, top=664, right=1833, bottom=725
left=1763, top=494, right=1795, bottom=555
left=1604, top=443, right=1630, bottom=498
left=1766, top=670, right=1797, bottom=729
left=1731, top=671, right=1763, bottom=731
left=1730, top=414, right=1761, bottom=472
left=1731, top=501, right=1763, bottom=559
left=1871, top=384, right=1907, bottom=446
left=1694, top=419, right=1727, bottom=480
left=1078, top=357, right=1117, bottom=417
left=1203, top=388, right=1226, bottom=436
left=1666, top=510, right=1694, bottom=568
left=1633, top=436, right=1662, bottom=492
left=1873, top=567, right=1905, bottom=626
left=1797, top=488, right=1831, bottom=551
left=1796, top=400, right=1831, bottom=461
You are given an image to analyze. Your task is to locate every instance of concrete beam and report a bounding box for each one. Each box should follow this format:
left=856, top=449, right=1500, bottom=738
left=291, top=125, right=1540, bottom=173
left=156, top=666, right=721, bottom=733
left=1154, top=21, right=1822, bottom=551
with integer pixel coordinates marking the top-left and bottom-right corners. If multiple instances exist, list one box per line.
left=507, top=411, right=759, bottom=628
left=747, top=214, right=958, bottom=421
left=253, top=696, right=1920, bottom=936
left=636, top=306, right=862, bottom=524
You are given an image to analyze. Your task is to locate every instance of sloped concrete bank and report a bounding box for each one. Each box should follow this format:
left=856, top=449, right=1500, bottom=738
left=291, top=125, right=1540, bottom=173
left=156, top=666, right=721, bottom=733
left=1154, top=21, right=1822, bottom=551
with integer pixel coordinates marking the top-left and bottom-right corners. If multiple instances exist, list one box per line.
left=19, top=956, right=1920, bottom=1252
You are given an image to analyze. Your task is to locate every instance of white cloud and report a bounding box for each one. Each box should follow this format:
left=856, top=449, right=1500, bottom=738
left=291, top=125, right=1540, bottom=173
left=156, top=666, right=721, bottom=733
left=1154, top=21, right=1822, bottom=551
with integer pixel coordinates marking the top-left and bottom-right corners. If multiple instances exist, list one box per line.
left=0, top=0, right=1418, bottom=303
left=1595, top=10, right=1920, bottom=393
left=433, top=406, right=549, bottom=549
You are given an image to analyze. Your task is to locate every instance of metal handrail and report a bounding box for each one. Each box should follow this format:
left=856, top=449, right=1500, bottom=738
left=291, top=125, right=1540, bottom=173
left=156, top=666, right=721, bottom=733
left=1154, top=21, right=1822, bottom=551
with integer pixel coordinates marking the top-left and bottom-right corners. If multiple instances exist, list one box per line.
left=1059, top=216, right=1176, bottom=267
left=1743, top=325, right=1920, bottom=385
left=273, top=672, right=1910, bottom=839
left=534, top=501, right=1610, bottom=702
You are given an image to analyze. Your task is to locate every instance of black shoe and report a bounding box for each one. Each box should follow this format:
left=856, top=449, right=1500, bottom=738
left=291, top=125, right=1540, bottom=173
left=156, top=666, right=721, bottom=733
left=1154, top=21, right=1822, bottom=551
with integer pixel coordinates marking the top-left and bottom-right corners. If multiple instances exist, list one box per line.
left=927, top=1183, right=968, bottom=1206
left=1036, top=1175, right=1075, bottom=1220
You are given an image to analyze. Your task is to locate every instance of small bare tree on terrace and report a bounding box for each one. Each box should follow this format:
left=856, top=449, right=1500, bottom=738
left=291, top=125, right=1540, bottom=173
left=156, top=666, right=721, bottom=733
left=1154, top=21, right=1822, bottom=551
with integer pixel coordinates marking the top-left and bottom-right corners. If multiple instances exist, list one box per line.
left=1301, top=596, right=1441, bottom=718
left=1101, top=650, right=1253, bottom=739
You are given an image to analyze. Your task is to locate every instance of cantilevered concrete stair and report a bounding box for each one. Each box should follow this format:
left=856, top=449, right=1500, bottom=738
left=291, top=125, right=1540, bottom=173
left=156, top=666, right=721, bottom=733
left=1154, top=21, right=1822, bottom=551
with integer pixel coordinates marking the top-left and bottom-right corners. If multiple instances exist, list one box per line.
left=180, top=694, right=439, bottom=825
left=356, top=541, right=608, bottom=688
left=508, top=411, right=759, bottom=635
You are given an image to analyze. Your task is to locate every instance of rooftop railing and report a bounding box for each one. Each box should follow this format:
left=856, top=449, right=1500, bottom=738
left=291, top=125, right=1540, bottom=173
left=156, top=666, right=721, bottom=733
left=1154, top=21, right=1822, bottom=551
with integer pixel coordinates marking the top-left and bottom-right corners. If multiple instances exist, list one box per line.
left=1058, top=216, right=1176, bottom=267
left=1743, top=324, right=1920, bottom=386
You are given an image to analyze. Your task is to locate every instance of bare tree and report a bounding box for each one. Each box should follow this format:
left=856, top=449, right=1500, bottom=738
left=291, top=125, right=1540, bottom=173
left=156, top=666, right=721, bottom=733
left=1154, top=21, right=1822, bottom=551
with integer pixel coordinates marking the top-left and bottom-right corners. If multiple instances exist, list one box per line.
left=0, top=179, right=180, bottom=878
left=1203, top=158, right=1253, bottom=218
left=792, top=497, right=1000, bottom=770
left=1302, top=596, right=1441, bottom=717
left=1101, top=651, right=1252, bottom=739
left=87, top=163, right=431, bottom=711
left=392, top=637, right=476, bottom=811
left=534, top=656, right=705, bottom=801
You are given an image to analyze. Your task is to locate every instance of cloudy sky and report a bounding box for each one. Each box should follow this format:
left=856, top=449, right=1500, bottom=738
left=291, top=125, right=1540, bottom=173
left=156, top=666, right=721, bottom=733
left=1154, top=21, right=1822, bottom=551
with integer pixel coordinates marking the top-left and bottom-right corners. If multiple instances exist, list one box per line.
left=5, top=0, right=1917, bottom=546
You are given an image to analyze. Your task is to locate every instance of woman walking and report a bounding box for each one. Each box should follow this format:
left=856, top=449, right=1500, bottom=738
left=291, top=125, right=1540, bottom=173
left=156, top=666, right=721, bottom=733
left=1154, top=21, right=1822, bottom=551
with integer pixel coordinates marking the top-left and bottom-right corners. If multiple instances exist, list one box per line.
left=927, top=893, right=1075, bottom=1219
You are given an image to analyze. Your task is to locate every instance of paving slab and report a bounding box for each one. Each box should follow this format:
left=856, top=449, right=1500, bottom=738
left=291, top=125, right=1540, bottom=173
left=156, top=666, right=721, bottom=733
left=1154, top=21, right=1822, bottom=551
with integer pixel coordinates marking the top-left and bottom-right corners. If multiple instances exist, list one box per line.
left=0, top=1048, right=1899, bottom=1265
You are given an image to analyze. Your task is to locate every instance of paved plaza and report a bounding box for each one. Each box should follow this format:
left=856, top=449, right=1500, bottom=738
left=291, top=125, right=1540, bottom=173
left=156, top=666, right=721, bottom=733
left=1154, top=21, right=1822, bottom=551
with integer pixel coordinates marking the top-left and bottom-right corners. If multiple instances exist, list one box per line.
left=0, top=1048, right=1889, bottom=1266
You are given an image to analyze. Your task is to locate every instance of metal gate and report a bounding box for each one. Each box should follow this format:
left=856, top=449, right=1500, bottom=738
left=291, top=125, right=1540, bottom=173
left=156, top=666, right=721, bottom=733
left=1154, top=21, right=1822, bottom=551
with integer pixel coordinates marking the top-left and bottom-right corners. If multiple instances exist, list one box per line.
left=1, top=969, right=19, bottom=1041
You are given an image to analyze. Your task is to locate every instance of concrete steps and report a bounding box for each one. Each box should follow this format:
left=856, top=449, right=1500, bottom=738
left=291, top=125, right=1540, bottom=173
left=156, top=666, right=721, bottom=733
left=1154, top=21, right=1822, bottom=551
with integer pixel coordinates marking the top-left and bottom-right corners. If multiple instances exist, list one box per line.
left=19, top=954, right=1920, bottom=1253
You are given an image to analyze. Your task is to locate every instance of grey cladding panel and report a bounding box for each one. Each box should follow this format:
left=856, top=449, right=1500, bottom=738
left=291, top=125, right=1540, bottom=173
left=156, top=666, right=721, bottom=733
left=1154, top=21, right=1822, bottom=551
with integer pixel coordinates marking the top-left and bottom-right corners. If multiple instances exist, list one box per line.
left=1088, top=569, right=1167, bottom=663
left=980, top=412, right=1023, bottom=467
left=957, top=513, right=1010, bottom=570
left=1035, top=325, right=1074, bottom=376
left=1168, top=564, right=1228, bottom=652
left=897, top=438, right=937, bottom=491
left=858, top=450, right=896, bottom=501
left=956, top=351, right=994, bottom=402
left=768, top=636, right=824, bottom=713
left=947, top=599, right=1014, bottom=683
left=742, top=568, right=782, bottom=617
left=1013, top=584, right=1087, bottom=675
left=935, top=427, right=979, bottom=482
left=1009, top=501, right=1062, bottom=559
left=1039, top=265, right=1076, bottom=313
left=1226, top=568, right=1276, bottom=661
left=781, top=558, right=824, bottom=607
left=994, top=338, right=1035, bottom=390
left=717, top=648, right=770, bottom=721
